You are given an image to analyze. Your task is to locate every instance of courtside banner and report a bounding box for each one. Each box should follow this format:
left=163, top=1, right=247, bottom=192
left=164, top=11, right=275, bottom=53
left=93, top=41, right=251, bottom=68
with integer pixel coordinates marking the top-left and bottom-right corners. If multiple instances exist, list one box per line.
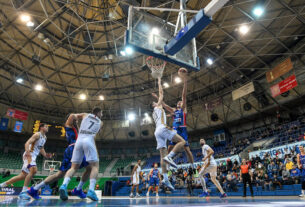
left=6, top=108, right=28, bottom=120
left=0, top=187, right=22, bottom=196
left=142, top=155, right=240, bottom=174
left=266, top=57, right=293, bottom=83
left=232, top=82, right=255, bottom=101
left=249, top=140, right=305, bottom=159
left=270, top=74, right=298, bottom=97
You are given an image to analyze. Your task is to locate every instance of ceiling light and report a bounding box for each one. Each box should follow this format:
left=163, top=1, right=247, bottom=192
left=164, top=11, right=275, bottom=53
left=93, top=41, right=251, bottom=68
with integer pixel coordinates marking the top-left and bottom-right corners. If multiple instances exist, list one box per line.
left=128, top=113, right=136, bottom=121
left=207, top=58, right=213, bottom=65
left=20, top=14, right=30, bottom=22
left=253, top=7, right=264, bottom=17
left=99, top=95, right=105, bottom=100
left=151, top=28, right=160, bottom=35
left=175, top=77, right=182, bottom=84
left=125, top=46, right=133, bottom=55
left=35, top=84, right=42, bottom=91
left=16, top=78, right=23, bottom=83
left=80, top=94, right=86, bottom=100
left=26, top=21, right=34, bottom=27
left=239, top=25, right=249, bottom=35
left=120, top=50, right=126, bottom=56
left=163, top=82, right=169, bottom=88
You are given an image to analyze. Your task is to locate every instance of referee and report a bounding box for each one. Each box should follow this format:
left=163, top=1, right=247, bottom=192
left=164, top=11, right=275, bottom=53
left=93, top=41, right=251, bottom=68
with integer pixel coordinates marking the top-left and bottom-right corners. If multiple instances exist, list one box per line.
left=240, top=159, right=254, bottom=197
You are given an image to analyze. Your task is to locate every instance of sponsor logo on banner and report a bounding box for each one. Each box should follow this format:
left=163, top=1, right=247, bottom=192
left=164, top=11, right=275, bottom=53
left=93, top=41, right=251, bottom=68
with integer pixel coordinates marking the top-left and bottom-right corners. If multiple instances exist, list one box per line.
left=0, top=187, right=22, bottom=196
left=0, top=118, right=9, bottom=131
left=232, top=82, right=255, bottom=101
left=270, top=74, right=298, bottom=97
left=266, top=57, right=293, bottom=83
left=204, top=97, right=222, bottom=111
left=14, top=121, right=23, bottom=133
left=141, top=155, right=240, bottom=174
left=249, top=141, right=305, bottom=159
left=6, top=108, right=28, bottom=120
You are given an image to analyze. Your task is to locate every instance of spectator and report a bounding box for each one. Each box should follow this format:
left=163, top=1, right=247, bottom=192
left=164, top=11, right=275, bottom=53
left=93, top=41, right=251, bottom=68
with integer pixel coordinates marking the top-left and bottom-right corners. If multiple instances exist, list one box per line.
left=271, top=174, right=282, bottom=190
left=226, top=172, right=237, bottom=192
left=3, top=169, right=10, bottom=178
left=186, top=175, right=194, bottom=196
left=285, top=159, right=294, bottom=171
left=277, top=150, right=284, bottom=162
left=263, top=174, right=272, bottom=191
left=1, top=169, right=5, bottom=177
left=282, top=168, right=293, bottom=185
left=117, top=168, right=120, bottom=176
left=290, top=165, right=301, bottom=184
left=194, top=176, right=201, bottom=189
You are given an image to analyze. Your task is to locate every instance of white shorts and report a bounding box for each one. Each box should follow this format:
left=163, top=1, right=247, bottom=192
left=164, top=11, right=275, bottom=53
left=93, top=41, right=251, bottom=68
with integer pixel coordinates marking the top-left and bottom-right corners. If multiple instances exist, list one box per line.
left=199, top=164, right=217, bottom=177
left=71, top=138, right=99, bottom=164
left=154, top=126, right=177, bottom=150
left=132, top=174, right=140, bottom=185
left=21, top=153, right=37, bottom=174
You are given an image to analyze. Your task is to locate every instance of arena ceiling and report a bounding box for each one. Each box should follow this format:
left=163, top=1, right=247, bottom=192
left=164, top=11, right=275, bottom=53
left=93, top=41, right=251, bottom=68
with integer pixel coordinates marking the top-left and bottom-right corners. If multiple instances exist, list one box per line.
left=0, top=0, right=305, bottom=127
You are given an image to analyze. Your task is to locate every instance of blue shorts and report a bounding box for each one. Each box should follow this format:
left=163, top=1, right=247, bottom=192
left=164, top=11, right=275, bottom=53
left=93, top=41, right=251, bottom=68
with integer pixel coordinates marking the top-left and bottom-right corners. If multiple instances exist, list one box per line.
left=169, top=127, right=189, bottom=146
left=59, top=145, right=89, bottom=172
left=149, top=177, right=159, bottom=186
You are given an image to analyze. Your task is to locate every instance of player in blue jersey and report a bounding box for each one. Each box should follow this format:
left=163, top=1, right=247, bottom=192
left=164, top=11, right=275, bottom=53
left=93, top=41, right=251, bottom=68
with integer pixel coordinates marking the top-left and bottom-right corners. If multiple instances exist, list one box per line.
left=152, top=69, right=194, bottom=167
left=146, top=163, right=161, bottom=197
left=297, top=145, right=305, bottom=197
left=27, top=114, right=90, bottom=199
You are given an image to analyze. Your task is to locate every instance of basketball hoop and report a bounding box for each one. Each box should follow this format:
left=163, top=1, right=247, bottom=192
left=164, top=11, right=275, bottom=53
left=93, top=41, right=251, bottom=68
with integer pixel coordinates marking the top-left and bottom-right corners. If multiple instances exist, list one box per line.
left=146, top=56, right=166, bottom=79
left=50, top=167, right=55, bottom=174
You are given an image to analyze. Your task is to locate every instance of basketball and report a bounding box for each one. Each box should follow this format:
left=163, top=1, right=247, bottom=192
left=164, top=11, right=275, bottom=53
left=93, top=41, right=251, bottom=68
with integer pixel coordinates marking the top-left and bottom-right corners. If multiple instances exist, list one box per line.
left=178, top=68, right=188, bottom=78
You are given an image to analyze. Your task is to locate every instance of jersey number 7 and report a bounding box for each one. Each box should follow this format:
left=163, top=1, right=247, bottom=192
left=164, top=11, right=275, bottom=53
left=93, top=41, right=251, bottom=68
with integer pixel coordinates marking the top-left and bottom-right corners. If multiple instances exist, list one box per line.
left=88, top=121, right=94, bottom=129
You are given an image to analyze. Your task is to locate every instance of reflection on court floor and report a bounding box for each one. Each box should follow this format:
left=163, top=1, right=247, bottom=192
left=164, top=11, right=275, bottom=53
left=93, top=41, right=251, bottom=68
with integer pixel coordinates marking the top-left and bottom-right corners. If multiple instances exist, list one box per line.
left=0, top=196, right=305, bottom=207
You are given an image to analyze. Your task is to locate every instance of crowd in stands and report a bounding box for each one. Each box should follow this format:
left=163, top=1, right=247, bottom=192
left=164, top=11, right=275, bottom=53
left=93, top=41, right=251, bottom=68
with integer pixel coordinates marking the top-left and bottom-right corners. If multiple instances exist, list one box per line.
left=1, top=169, right=10, bottom=178
left=147, top=143, right=304, bottom=195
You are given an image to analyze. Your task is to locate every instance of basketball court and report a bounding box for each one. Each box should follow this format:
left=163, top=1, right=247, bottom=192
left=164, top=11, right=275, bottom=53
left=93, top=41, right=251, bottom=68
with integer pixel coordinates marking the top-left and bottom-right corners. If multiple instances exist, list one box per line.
left=1, top=196, right=305, bottom=207
left=1, top=0, right=305, bottom=206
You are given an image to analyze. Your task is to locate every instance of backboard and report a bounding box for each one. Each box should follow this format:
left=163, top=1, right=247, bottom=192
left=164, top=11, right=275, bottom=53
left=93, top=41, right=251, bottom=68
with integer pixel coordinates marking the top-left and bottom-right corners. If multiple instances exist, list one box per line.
left=125, top=6, right=200, bottom=71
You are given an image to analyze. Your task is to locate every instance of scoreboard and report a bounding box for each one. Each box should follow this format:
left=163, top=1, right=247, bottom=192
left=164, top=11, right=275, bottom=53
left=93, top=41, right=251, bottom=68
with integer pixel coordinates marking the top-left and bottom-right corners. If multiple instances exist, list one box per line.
left=33, top=120, right=65, bottom=137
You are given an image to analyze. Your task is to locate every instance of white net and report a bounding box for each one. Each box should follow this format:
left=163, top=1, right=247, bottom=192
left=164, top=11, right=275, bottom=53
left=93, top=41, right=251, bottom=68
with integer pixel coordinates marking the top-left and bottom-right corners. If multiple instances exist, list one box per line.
left=146, top=56, right=166, bottom=79
left=44, top=160, right=61, bottom=175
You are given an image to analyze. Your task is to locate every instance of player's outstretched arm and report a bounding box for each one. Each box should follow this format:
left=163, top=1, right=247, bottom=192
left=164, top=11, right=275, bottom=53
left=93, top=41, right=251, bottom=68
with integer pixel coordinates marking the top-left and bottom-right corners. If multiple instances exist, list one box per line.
left=157, top=77, right=163, bottom=107
left=65, top=113, right=87, bottom=127
left=181, top=75, right=187, bottom=112
left=152, top=93, right=175, bottom=113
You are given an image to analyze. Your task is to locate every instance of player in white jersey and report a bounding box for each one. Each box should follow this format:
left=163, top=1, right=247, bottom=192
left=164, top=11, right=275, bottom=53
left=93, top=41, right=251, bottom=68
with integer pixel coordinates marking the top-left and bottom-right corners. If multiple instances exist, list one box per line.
left=0, top=123, right=52, bottom=200
left=198, top=139, right=227, bottom=198
left=129, top=160, right=143, bottom=198
left=151, top=77, right=185, bottom=190
left=59, top=107, right=103, bottom=201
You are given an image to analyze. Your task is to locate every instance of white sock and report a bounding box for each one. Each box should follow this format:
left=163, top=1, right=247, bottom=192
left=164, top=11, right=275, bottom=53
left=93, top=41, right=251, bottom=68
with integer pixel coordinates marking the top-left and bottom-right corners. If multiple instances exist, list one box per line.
left=89, top=179, right=96, bottom=191
left=34, top=181, right=46, bottom=190
left=0, top=182, right=7, bottom=187
left=199, top=175, right=207, bottom=193
left=302, top=190, right=305, bottom=195
left=163, top=173, right=168, bottom=181
left=167, top=151, right=176, bottom=158
left=77, top=181, right=85, bottom=190
left=22, top=186, right=28, bottom=192
left=63, top=177, right=71, bottom=186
